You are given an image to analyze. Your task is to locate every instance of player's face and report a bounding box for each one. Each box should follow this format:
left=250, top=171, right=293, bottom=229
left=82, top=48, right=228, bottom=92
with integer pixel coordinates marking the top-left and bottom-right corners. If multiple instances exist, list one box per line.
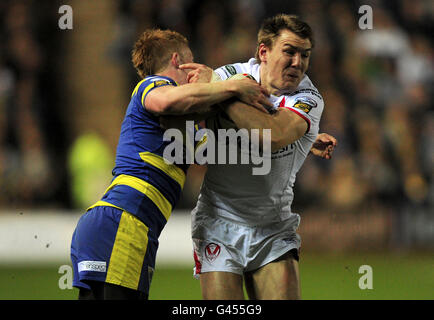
left=260, top=29, right=312, bottom=94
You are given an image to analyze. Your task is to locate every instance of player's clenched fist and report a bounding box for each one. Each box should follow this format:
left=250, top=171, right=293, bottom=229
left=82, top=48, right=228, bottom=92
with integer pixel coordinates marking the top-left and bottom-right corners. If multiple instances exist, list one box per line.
left=310, top=133, right=338, bottom=159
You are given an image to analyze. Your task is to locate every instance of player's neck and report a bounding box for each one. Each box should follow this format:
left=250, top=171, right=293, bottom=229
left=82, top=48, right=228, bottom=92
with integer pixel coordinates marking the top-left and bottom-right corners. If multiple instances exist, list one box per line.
left=156, top=67, right=182, bottom=85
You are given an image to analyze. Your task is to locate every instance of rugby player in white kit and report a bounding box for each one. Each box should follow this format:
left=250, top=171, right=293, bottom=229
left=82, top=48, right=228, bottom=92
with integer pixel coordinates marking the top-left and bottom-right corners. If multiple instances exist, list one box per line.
left=191, top=14, right=337, bottom=299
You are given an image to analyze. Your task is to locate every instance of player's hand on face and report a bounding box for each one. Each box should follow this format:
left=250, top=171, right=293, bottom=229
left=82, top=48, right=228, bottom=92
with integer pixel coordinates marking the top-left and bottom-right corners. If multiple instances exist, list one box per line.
left=233, top=78, right=273, bottom=113
left=179, top=63, right=213, bottom=83
left=310, top=133, right=337, bottom=159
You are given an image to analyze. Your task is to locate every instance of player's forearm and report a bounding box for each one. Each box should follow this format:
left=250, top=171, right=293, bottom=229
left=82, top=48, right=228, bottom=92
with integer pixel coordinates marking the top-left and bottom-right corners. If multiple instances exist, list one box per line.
left=222, top=100, right=304, bottom=151
left=222, top=100, right=280, bottom=150
left=160, top=81, right=239, bottom=115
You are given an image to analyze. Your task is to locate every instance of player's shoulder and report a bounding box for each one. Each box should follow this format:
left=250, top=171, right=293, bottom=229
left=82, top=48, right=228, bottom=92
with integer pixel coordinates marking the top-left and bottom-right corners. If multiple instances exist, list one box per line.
left=131, top=75, right=177, bottom=99
left=214, top=58, right=259, bottom=81
left=281, top=75, right=324, bottom=116
left=287, top=75, right=323, bottom=102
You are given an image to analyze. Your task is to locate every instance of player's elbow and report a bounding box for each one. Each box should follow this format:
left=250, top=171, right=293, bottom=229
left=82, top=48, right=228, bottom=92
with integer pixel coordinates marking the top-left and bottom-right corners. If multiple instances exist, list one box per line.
left=257, top=125, right=288, bottom=153
left=270, top=137, right=290, bottom=152
left=263, top=129, right=286, bottom=152
left=267, top=109, right=308, bottom=152
left=270, top=128, right=302, bottom=152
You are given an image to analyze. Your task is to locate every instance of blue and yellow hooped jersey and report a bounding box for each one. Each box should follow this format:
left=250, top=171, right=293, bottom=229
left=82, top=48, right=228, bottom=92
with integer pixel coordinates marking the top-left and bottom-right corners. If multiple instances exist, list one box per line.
left=88, top=75, right=196, bottom=237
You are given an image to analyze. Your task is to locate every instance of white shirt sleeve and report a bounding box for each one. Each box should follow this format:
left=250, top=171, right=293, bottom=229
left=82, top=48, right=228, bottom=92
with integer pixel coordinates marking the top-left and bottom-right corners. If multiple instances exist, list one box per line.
left=280, top=88, right=324, bottom=136
left=214, top=63, right=249, bottom=80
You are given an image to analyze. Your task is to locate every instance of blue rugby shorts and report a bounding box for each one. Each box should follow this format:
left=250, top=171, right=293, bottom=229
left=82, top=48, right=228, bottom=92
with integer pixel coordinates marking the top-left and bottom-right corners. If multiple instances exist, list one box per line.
left=70, top=206, right=158, bottom=294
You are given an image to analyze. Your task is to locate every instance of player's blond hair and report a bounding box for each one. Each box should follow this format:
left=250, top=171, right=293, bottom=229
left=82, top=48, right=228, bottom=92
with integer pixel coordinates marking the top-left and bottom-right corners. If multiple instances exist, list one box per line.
left=132, top=29, right=189, bottom=78
left=255, top=14, right=314, bottom=60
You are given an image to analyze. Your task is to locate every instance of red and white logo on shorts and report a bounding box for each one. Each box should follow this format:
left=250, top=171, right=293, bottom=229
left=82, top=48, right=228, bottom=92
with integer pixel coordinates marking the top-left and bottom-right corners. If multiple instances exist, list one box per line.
left=204, top=243, right=221, bottom=263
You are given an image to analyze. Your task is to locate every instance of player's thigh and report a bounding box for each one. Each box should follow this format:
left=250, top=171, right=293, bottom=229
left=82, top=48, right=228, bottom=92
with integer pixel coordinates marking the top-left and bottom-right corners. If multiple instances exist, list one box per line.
left=78, top=281, right=147, bottom=300
left=200, top=271, right=245, bottom=300
left=78, top=280, right=103, bottom=300
left=245, top=250, right=301, bottom=300
left=103, top=282, right=148, bottom=300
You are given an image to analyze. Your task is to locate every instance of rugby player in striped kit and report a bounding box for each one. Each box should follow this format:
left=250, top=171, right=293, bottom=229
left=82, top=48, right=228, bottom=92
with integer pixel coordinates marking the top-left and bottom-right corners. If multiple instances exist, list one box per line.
left=70, top=28, right=271, bottom=300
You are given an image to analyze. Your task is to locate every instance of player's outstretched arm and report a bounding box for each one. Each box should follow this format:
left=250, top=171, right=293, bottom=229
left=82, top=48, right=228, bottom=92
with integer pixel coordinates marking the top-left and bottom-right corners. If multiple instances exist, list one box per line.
left=144, top=78, right=271, bottom=116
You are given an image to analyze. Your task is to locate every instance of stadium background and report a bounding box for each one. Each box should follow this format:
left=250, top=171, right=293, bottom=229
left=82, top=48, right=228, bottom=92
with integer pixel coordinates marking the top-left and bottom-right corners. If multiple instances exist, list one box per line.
left=0, top=0, right=432, bottom=299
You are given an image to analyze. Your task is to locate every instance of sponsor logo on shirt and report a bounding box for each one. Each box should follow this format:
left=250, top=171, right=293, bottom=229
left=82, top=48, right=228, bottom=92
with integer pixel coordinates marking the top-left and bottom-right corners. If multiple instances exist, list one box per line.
left=153, top=79, right=171, bottom=87
left=293, top=96, right=317, bottom=113
left=224, top=65, right=237, bottom=76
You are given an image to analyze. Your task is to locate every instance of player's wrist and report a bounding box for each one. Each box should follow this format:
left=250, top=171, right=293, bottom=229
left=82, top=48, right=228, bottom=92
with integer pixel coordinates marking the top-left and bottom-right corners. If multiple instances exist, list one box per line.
left=223, top=80, right=241, bottom=98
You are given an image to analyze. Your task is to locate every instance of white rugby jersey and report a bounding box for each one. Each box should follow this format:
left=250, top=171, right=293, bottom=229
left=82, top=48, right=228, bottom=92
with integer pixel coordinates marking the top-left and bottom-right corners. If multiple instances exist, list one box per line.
left=194, top=58, right=324, bottom=225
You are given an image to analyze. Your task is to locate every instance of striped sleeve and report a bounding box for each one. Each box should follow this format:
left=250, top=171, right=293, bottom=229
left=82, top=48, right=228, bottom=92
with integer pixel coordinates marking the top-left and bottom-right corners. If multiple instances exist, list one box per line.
left=131, top=76, right=177, bottom=108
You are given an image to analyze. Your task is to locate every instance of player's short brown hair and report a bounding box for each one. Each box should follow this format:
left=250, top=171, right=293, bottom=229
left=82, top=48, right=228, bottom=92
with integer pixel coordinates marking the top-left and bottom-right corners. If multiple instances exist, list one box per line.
left=132, top=29, right=189, bottom=78
left=255, top=14, right=314, bottom=60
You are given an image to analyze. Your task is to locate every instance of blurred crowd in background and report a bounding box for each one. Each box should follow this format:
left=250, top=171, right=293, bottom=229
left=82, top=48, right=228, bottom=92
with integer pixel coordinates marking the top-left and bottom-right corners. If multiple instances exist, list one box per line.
left=0, top=1, right=69, bottom=208
left=0, top=0, right=432, bottom=223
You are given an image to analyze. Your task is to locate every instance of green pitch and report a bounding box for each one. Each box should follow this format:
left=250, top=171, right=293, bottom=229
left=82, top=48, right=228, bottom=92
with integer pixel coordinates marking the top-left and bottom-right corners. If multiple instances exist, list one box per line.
left=0, top=252, right=432, bottom=300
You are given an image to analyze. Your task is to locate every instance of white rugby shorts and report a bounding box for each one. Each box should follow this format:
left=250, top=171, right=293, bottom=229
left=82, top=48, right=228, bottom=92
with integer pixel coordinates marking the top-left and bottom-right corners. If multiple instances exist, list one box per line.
left=191, top=209, right=301, bottom=277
